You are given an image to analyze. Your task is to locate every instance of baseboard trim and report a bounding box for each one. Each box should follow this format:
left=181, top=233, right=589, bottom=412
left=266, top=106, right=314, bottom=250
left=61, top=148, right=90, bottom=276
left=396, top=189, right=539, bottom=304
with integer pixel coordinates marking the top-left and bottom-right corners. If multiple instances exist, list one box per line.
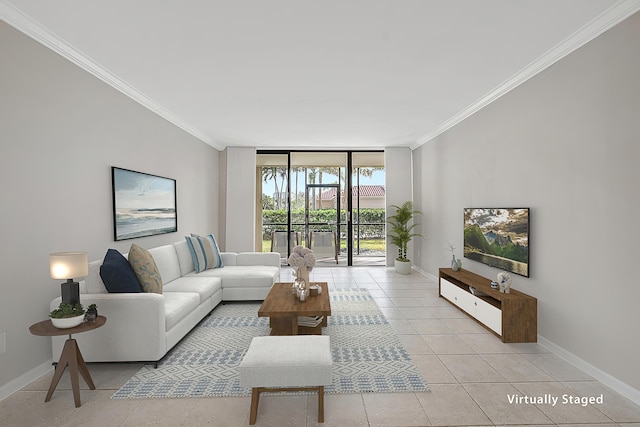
left=0, top=359, right=53, bottom=401
left=413, top=265, right=437, bottom=282
left=538, top=335, right=640, bottom=406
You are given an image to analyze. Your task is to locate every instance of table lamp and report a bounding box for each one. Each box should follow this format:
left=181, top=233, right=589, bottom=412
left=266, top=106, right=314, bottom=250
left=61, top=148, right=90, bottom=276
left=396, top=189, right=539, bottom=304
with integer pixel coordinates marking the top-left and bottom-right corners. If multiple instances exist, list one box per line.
left=50, top=251, right=88, bottom=305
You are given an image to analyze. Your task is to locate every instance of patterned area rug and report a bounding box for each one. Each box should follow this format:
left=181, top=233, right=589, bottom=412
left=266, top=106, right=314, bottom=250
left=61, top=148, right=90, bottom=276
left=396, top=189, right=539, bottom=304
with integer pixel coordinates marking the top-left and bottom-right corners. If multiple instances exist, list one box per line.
left=112, top=289, right=429, bottom=399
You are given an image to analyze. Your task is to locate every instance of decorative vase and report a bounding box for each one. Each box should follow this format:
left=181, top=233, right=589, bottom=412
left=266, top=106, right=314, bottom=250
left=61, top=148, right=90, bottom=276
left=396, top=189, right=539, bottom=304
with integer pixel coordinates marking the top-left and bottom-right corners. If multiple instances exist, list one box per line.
left=297, top=285, right=308, bottom=302
left=297, top=267, right=310, bottom=287
left=296, top=267, right=310, bottom=301
left=451, top=255, right=459, bottom=271
left=456, top=259, right=462, bottom=270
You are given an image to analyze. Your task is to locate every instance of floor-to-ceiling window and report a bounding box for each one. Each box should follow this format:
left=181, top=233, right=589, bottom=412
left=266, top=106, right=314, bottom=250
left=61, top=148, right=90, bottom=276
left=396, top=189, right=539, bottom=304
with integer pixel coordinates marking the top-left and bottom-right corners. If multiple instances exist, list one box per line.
left=256, top=153, right=290, bottom=262
left=351, top=152, right=386, bottom=266
left=257, top=151, right=384, bottom=266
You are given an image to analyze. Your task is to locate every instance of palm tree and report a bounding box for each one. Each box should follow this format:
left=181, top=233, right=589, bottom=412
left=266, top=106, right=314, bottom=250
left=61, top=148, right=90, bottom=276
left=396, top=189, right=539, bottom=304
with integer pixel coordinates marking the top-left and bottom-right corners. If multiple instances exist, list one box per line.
left=262, top=167, right=280, bottom=209
left=277, top=167, right=288, bottom=209
left=292, top=166, right=304, bottom=208
left=307, top=168, right=317, bottom=209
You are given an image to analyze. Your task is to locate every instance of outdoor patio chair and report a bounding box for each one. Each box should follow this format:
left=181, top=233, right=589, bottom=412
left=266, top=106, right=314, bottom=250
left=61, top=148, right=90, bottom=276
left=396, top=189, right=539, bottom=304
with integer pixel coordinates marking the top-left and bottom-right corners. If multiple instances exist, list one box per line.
left=309, top=230, right=338, bottom=264
left=270, top=230, right=300, bottom=260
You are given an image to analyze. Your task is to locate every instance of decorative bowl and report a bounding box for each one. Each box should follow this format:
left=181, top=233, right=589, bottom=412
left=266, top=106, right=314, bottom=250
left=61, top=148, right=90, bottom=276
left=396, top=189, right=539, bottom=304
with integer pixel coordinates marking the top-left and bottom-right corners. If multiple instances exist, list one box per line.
left=50, top=314, right=85, bottom=329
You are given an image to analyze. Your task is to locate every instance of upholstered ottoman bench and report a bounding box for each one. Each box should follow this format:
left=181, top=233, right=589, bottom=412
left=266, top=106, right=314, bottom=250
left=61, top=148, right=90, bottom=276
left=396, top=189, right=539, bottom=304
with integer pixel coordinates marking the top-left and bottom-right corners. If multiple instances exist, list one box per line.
left=239, top=335, right=333, bottom=425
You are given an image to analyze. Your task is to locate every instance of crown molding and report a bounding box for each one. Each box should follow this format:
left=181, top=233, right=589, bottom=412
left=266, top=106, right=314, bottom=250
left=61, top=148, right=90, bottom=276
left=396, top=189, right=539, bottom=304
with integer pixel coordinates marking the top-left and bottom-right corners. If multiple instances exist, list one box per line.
left=411, top=0, right=640, bottom=150
left=0, top=1, right=224, bottom=151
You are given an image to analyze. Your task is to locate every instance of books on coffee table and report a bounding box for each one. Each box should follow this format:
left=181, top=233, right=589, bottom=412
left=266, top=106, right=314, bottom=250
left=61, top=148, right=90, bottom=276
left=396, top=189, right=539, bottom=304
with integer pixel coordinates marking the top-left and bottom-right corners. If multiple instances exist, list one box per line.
left=298, top=316, right=324, bottom=327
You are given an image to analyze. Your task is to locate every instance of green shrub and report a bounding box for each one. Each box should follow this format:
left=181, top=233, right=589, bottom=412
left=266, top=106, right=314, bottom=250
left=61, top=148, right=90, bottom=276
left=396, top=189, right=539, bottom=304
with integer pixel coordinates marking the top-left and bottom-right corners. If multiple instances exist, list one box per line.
left=262, top=208, right=386, bottom=239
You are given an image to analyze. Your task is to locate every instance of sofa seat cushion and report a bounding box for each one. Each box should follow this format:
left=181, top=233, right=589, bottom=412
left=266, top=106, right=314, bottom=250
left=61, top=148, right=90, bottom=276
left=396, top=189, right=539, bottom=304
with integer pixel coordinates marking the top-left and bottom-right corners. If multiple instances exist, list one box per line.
left=187, top=266, right=279, bottom=288
left=163, top=277, right=222, bottom=304
left=164, top=292, right=200, bottom=331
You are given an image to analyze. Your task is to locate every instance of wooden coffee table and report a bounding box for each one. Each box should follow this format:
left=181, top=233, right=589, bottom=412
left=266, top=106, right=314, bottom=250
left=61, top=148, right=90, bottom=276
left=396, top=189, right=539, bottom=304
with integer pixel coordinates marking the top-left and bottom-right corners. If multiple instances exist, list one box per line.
left=258, top=282, right=331, bottom=335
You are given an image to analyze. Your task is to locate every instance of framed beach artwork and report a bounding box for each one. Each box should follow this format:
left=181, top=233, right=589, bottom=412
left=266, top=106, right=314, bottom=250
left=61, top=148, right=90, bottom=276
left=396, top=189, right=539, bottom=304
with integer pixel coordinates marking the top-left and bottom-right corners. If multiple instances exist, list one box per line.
left=112, top=167, right=177, bottom=241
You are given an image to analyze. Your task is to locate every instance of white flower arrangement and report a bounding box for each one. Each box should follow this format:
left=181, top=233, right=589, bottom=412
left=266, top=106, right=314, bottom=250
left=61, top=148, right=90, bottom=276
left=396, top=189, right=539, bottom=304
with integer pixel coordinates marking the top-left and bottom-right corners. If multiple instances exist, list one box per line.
left=287, top=245, right=316, bottom=271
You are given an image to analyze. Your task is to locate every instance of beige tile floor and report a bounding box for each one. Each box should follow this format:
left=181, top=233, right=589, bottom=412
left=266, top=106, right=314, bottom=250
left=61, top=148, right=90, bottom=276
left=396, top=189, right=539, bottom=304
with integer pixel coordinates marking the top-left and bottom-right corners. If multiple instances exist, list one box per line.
left=2, top=267, right=640, bottom=426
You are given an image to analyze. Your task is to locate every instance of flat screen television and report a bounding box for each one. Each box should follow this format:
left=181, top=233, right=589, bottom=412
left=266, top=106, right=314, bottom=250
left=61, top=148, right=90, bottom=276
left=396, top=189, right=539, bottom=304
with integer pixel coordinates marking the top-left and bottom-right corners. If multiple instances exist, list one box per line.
left=463, top=208, right=529, bottom=277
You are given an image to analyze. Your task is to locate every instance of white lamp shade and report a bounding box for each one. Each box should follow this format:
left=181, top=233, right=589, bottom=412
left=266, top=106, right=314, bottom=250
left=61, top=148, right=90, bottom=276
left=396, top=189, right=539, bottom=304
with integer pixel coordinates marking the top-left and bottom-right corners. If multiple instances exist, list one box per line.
left=49, top=251, right=88, bottom=279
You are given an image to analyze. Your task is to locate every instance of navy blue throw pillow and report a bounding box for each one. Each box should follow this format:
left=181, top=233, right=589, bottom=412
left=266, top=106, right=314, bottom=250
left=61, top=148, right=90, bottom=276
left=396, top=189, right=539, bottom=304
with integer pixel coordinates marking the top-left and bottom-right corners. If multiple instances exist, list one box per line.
left=99, top=249, right=142, bottom=293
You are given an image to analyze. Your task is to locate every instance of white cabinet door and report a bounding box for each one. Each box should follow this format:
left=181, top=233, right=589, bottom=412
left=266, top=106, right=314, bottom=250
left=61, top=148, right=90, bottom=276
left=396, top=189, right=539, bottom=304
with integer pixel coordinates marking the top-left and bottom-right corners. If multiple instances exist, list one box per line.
left=441, top=279, right=475, bottom=316
left=475, top=298, right=502, bottom=335
left=456, top=288, right=477, bottom=315
left=440, top=278, right=458, bottom=302
left=441, top=277, right=503, bottom=337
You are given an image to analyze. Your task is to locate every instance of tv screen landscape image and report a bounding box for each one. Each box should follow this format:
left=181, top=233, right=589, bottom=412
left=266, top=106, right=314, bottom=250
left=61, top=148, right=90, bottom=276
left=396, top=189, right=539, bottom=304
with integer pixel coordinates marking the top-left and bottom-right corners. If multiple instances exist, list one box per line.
left=463, top=208, right=530, bottom=277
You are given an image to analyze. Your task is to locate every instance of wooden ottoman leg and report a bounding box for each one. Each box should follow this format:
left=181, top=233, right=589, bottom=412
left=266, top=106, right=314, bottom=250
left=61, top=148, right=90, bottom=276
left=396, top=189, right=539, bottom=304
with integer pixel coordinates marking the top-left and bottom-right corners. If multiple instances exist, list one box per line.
left=318, top=386, right=325, bottom=423
left=249, top=387, right=261, bottom=425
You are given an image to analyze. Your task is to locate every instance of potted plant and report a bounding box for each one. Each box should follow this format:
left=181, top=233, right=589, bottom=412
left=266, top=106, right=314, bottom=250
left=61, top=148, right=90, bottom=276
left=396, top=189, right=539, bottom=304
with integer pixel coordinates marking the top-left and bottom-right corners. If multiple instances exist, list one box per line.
left=49, top=302, right=85, bottom=329
left=85, top=303, right=98, bottom=322
left=387, top=201, right=422, bottom=274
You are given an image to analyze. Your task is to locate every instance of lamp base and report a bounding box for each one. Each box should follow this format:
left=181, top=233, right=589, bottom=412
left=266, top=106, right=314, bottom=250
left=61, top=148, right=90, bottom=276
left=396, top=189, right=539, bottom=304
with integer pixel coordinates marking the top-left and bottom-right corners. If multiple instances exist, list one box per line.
left=61, top=280, right=80, bottom=305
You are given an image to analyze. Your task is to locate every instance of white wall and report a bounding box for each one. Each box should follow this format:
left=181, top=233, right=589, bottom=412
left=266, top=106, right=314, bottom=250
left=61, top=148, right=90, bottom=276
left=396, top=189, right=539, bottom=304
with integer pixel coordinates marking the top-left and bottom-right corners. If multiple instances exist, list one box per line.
left=384, top=147, right=413, bottom=265
left=0, top=22, right=220, bottom=392
left=223, top=147, right=257, bottom=252
left=412, top=12, right=640, bottom=394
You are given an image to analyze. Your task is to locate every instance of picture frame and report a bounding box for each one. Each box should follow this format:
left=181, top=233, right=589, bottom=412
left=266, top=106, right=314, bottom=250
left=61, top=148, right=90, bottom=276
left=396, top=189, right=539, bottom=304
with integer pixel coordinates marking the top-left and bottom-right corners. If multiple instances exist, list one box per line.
left=112, top=167, right=177, bottom=241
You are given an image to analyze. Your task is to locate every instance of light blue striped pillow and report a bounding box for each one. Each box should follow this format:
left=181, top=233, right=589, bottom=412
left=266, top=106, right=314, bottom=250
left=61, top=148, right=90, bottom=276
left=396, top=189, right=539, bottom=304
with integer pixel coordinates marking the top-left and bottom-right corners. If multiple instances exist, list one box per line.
left=185, top=233, right=224, bottom=273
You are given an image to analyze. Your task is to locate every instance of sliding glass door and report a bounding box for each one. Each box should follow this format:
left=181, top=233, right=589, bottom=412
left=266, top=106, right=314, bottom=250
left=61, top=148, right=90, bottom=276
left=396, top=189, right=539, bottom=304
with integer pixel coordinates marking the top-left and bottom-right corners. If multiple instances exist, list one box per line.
left=305, top=183, right=341, bottom=265
left=257, top=151, right=384, bottom=266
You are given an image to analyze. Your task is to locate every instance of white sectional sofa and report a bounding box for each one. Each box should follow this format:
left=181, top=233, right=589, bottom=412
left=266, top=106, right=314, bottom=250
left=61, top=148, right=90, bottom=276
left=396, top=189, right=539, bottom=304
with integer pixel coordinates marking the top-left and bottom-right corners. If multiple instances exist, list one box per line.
left=50, top=240, right=280, bottom=364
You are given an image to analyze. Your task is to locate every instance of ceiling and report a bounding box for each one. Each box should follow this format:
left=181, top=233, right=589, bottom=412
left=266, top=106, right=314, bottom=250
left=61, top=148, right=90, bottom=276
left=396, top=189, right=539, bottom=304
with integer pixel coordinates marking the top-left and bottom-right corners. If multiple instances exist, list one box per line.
left=2, top=0, right=639, bottom=150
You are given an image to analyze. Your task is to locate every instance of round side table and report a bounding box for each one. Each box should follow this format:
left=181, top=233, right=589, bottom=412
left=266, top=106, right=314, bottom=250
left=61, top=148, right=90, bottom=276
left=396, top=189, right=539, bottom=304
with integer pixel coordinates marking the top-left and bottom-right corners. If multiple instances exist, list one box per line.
left=29, top=315, right=106, bottom=408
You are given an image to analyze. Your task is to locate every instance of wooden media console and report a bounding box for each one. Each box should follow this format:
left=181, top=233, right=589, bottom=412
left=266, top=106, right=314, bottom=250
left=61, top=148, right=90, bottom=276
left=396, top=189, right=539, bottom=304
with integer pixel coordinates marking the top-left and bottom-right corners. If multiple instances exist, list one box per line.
left=439, top=268, right=537, bottom=343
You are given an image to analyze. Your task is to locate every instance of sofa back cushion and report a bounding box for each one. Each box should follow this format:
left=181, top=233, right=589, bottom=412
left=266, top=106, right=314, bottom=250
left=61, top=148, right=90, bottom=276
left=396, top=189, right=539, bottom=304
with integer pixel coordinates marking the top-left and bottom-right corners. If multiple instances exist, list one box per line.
left=174, top=240, right=195, bottom=276
left=99, top=249, right=142, bottom=293
left=82, top=260, right=108, bottom=294
left=148, top=244, right=182, bottom=283
left=221, top=252, right=237, bottom=266
left=237, top=252, right=281, bottom=268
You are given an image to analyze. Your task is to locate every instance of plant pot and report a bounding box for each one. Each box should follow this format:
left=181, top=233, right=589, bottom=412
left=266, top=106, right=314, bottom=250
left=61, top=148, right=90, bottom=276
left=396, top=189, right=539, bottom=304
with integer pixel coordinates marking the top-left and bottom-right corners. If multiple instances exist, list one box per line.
left=395, top=259, right=412, bottom=275
left=85, top=309, right=98, bottom=323
left=50, top=314, right=85, bottom=329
